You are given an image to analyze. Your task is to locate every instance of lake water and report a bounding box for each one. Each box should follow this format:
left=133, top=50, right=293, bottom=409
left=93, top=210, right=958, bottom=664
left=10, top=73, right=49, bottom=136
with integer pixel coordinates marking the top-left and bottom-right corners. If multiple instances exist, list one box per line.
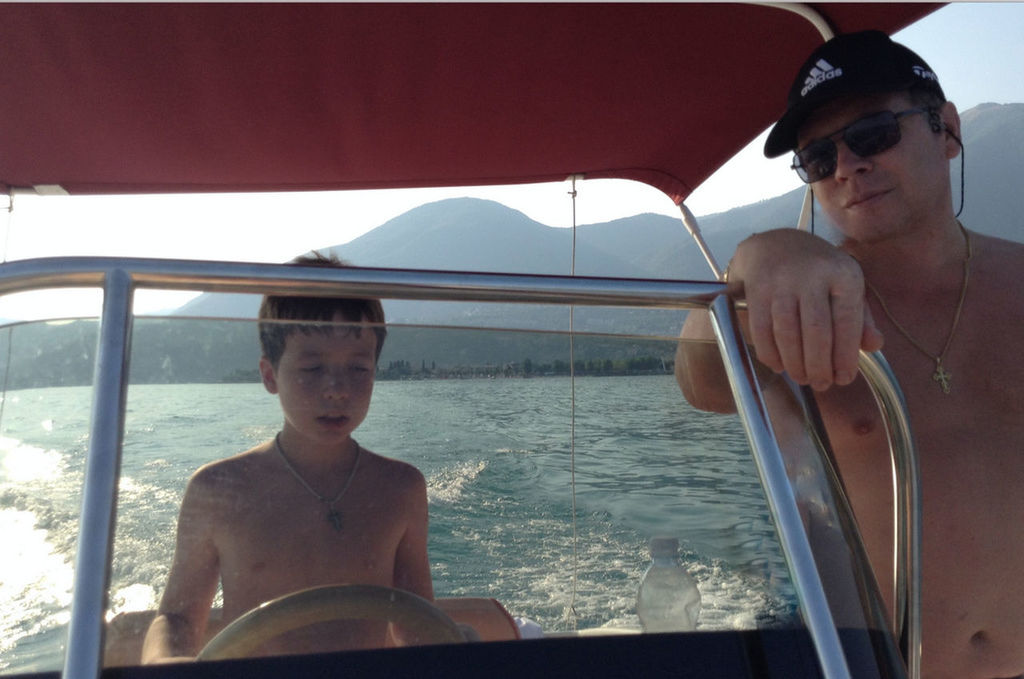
left=0, top=375, right=798, bottom=673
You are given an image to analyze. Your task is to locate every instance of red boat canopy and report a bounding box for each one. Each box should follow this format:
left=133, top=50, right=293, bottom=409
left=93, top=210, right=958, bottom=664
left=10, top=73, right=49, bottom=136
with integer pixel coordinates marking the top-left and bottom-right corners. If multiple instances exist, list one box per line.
left=0, top=3, right=938, bottom=204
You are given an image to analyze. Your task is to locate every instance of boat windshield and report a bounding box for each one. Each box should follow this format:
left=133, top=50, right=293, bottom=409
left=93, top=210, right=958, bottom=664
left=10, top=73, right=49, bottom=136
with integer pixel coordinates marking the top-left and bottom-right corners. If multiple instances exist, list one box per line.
left=0, top=297, right=902, bottom=677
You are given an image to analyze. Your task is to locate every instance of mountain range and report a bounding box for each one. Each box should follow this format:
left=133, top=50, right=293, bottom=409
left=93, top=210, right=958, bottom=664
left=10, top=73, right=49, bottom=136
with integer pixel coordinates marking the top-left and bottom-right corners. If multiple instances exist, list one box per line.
left=178, top=102, right=1024, bottom=328
left=163, top=102, right=1024, bottom=379
left=5, top=103, right=1019, bottom=387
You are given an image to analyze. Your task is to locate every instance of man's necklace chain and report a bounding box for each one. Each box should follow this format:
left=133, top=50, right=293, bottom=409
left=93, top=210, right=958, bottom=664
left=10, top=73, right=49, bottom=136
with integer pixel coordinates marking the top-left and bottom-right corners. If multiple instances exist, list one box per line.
left=864, top=222, right=972, bottom=394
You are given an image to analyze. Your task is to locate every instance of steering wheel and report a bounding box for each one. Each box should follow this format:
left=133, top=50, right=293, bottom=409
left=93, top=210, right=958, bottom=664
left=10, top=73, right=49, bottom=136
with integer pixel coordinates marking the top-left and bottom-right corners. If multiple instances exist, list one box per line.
left=197, top=584, right=466, bottom=660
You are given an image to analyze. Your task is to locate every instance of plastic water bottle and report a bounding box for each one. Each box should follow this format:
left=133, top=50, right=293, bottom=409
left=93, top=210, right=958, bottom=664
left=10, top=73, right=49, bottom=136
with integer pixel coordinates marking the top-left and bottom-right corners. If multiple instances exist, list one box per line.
left=636, top=537, right=701, bottom=632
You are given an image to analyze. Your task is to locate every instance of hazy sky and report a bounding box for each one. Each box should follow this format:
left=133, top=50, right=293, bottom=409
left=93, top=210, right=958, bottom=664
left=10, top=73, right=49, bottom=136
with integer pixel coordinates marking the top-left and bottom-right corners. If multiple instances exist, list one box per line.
left=3, top=2, right=1023, bottom=318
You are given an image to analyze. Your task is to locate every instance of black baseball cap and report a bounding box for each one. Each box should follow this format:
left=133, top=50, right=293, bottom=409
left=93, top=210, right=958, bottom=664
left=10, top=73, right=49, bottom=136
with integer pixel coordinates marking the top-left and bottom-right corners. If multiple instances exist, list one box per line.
left=764, top=30, right=945, bottom=158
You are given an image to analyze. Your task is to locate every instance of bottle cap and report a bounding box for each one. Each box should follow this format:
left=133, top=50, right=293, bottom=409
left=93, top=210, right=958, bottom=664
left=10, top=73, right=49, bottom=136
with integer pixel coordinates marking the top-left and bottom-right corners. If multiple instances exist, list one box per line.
left=649, top=537, right=679, bottom=558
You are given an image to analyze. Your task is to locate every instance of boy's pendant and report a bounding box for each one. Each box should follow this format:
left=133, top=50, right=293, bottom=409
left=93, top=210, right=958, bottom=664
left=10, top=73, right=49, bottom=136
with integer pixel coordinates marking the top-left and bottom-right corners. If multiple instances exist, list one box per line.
left=327, top=508, right=343, bottom=532
left=274, top=436, right=362, bottom=534
left=933, top=361, right=952, bottom=394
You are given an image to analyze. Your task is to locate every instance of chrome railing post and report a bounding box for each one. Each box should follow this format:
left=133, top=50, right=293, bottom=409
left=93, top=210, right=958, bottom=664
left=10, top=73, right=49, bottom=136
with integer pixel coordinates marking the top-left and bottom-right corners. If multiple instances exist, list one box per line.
left=857, top=351, right=921, bottom=679
left=707, top=294, right=852, bottom=679
left=62, top=269, right=133, bottom=679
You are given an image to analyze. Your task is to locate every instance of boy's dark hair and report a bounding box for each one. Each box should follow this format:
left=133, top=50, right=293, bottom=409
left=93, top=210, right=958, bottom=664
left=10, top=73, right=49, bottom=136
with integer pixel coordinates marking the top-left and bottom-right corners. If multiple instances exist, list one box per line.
left=258, top=252, right=387, bottom=366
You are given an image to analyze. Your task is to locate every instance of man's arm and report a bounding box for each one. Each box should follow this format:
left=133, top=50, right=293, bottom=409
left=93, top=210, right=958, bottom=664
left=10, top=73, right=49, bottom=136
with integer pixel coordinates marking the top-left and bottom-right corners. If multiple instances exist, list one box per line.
left=142, top=471, right=222, bottom=663
left=675, top=228, right=883, bottom=409
left=675, top=310, right=737, bottom=413
left=729, top=229, right=881, bottom=390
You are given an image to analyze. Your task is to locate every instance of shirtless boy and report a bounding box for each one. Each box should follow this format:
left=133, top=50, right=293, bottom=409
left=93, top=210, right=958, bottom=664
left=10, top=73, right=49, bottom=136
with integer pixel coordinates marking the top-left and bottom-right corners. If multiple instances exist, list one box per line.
left=676, top=32, right=1024, bottom=679
left=142, top=252, right=433, bottom=661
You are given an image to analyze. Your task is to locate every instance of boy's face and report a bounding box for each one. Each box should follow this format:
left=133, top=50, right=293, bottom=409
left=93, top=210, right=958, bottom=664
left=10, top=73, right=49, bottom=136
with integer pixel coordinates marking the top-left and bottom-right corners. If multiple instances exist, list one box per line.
left=259, top=316, right=378, bottom=446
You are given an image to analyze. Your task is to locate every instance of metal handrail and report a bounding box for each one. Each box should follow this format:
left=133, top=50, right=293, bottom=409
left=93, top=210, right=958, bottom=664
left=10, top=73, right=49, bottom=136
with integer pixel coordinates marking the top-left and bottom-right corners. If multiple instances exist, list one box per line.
left=0, top=256, right=722, bottom=308
left=0, top=257, right=919, bottom=679
left=857, top=351, right=922, bottom=679
left=1, top=257, right=724, bottom=679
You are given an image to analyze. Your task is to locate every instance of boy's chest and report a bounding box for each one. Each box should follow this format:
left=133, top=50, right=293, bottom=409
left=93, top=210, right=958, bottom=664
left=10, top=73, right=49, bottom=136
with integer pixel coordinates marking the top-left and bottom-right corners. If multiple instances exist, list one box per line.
left=215, top=487, right=403, bottom=614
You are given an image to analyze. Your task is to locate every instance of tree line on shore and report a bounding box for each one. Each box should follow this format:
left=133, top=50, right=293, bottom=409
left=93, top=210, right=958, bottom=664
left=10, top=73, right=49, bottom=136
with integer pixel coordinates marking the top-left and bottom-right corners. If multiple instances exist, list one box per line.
left=0, top=318, right=678, bottom=389
left=375, top=355, right=672, bottom=380
left=223, top=354, right=673, bottom=383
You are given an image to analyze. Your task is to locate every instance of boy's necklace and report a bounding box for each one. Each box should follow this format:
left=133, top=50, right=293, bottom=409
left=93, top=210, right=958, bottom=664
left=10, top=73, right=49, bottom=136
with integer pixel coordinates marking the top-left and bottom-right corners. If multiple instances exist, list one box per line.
left=864, top=222, right=972, bottom=395
left=274, top=433, right=361, bottom=532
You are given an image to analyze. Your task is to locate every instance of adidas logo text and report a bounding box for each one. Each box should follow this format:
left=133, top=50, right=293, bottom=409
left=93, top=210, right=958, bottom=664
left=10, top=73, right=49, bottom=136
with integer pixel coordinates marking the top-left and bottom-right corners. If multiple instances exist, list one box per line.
left=801, top=59, right=843, bottom=97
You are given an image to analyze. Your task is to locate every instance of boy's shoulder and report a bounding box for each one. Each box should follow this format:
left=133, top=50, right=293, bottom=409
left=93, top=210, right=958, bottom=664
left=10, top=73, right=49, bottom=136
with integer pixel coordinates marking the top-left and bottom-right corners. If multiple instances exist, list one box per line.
left=357, top=446, right=426, bottom=487
left=188, top=441, right=276, bottom=490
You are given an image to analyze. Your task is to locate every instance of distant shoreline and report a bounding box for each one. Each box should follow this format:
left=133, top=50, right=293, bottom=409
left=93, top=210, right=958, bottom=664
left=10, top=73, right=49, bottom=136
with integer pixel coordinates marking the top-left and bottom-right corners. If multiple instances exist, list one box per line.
left=223, top=358, right=676, bottom=384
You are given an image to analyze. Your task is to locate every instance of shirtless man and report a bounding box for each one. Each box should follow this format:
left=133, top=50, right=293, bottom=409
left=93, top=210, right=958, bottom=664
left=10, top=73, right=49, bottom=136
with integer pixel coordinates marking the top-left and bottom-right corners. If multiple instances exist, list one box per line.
left=142, top=252, right=433, bottom=662
left=676, top=31, right=1024, bottom=679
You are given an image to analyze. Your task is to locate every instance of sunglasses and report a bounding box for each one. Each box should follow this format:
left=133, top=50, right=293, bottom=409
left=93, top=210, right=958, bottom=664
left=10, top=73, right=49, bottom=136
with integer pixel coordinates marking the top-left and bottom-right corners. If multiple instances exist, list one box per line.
left=791, top=107, right=930, bottom=183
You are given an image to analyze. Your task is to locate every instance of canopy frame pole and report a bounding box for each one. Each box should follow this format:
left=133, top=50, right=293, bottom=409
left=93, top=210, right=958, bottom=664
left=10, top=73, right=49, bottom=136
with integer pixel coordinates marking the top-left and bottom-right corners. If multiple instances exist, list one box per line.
left=678, top=203, right=724, bottom=281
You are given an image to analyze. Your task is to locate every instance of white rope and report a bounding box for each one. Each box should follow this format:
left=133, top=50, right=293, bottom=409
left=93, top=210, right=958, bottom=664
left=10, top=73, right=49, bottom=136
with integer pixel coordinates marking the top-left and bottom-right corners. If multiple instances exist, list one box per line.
left=0, top=326, right=13, bottom=434
left=0, top=189, right=15, bottom=434
left=566, top=175, right=580, bottom=628
left=3, top=187, right=15, bottom=264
